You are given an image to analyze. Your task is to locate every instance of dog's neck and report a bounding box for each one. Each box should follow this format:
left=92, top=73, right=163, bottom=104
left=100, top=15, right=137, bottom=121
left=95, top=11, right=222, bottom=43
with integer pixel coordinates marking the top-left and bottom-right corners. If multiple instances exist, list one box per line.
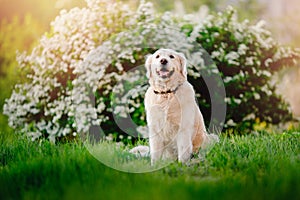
left=153, top=84, right=182, bottom=95
left=150, top=79, right=185, bottom=95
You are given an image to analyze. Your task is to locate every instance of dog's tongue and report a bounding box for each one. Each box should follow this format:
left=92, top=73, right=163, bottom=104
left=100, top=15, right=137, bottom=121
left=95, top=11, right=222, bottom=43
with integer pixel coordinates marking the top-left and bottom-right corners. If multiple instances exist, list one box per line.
left=160, top=71, right=169, bottom=76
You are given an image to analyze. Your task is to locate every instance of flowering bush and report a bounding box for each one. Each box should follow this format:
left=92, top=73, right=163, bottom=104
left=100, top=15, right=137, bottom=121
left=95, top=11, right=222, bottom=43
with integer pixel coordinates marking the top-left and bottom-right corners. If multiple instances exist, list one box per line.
left=4, top=0, right=300, bottom=142
left=4, top=0, right=133, bottom=142
left=186, top=8, right=300, bottom=130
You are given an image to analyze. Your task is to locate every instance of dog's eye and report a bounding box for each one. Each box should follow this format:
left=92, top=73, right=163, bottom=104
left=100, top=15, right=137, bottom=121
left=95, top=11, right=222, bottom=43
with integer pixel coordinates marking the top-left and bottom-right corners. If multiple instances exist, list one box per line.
left=169, top=55, right=175, bottom=59
left=156, top=55, right=160, bottom=59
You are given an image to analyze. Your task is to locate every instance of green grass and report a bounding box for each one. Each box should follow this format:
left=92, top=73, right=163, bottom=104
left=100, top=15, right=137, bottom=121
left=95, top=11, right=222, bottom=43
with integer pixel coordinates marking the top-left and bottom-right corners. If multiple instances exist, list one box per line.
left=0, top=131, right=299, bottom=200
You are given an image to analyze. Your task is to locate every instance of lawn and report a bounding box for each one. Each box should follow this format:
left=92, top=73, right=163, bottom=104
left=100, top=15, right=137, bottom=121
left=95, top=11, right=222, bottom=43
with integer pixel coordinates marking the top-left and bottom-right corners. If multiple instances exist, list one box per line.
left=0, top=131, right=299, bottom=200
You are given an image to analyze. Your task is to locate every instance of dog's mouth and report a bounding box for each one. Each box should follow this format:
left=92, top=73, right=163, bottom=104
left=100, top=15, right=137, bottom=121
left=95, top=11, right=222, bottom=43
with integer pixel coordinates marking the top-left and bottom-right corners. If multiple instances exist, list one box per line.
left=156, top=68, right=175, bottom=79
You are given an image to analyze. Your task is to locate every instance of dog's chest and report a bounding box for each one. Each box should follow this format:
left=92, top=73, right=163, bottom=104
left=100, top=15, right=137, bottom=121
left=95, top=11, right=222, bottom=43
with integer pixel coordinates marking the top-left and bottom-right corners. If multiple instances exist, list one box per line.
left=155, top=94, right=180, bottom=117
left=153, top=94, right=181, bottom=139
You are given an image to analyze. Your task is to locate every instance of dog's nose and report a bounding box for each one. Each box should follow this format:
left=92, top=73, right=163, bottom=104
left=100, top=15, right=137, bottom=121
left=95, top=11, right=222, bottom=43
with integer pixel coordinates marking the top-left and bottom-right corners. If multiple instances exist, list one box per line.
left=160, top=58, right=168, bottom=65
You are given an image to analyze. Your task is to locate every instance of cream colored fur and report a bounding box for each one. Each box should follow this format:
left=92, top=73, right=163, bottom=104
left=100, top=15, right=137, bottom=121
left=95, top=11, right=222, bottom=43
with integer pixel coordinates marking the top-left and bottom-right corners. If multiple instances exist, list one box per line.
left=143, top=49, right=215, bottom=164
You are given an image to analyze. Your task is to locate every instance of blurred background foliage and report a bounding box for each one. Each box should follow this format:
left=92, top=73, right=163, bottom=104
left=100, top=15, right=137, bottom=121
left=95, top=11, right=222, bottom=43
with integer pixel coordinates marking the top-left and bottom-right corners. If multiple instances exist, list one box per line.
left=0, top=0, right=300, bottom=134
left=149, top=0, right=265, bottom=20
left=0, top=0, right=84, bottom=133
left=0, top=15, right=44, bottom=133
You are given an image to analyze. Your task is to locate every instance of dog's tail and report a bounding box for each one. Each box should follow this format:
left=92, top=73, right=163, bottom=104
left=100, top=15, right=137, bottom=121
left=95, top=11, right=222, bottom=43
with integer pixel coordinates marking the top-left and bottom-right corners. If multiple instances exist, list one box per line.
left=202, top=133, right=220, bottom=149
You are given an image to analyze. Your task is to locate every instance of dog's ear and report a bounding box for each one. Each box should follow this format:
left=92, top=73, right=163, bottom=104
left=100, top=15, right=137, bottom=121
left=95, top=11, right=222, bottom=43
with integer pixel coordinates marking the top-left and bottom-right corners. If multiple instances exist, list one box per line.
left=177, top=52, right=187, bottom=78
left=145, top=54, right=153, bottom=78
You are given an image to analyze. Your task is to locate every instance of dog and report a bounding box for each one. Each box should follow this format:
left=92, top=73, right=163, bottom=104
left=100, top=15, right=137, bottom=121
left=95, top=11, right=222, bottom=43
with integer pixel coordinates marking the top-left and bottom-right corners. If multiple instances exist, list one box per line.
left=142, top=48, right=217, bottom=164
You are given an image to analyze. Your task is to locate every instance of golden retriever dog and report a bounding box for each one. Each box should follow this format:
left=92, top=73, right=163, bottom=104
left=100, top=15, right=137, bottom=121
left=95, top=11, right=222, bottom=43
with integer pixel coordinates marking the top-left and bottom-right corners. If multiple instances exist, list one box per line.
left=144, top=49, right=216, bottom=164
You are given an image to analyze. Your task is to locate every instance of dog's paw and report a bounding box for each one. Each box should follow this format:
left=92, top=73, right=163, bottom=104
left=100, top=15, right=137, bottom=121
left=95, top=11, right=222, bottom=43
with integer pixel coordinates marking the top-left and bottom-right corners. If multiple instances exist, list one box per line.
left=129, top=145, right=150, bottom=157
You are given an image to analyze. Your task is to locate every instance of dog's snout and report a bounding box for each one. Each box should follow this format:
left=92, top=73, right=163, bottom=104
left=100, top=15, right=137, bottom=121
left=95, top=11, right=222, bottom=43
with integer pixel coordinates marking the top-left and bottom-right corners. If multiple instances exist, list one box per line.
left=160, top=58, right=168, bottom=65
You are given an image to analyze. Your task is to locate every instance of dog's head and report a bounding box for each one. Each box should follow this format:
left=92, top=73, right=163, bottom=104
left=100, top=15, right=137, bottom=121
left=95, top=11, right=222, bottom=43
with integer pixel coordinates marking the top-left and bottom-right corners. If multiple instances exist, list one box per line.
left=145, top=49, right=187, bottom=81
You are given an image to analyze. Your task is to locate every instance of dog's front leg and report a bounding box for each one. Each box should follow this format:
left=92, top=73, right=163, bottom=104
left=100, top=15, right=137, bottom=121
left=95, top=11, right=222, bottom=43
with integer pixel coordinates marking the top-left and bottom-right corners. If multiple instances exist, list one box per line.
left=177, top=129, right=193, bottom=163
left=176, top=98, right=195, bottom=163
left=146, top=104, right=166, bottom=165
left=149, top=131, right=164, bottom=165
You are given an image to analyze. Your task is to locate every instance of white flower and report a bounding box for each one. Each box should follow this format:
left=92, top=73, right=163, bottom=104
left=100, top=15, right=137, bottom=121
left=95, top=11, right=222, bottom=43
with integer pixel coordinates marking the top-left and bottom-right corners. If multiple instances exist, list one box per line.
left=211, top=51, right=221, bottom=59
left=243, top=113, right=256, bottom=121
left=238, top=44, right=248, bottom=55
left=227, top=119, right=237, bottom=126
left=253, top=93, right=261, bottom=100
left=225, top=52, right=239, bottom=62
left=264, top=58, right=273, bottom=67
left=246, top=57, right=255, bottom=66
left=136, top=126, right=149, bottom=138
left=233, top=98, right=242, bottom=105
left=105, top=134, right=114, bottom=142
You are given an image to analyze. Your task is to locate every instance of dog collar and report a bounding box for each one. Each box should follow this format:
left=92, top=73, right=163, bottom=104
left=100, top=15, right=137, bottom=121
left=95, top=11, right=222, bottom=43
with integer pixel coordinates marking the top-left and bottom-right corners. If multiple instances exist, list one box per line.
left=153, top=90, right=173, bottom=95
left=153, top=84, right=182, bottom=95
